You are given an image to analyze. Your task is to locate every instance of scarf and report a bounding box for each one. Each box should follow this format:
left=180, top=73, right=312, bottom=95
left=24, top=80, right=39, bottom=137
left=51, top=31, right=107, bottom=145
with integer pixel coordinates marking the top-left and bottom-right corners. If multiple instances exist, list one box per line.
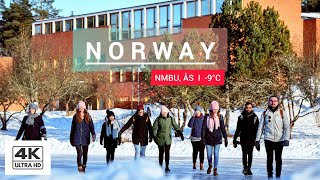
left=106, top=120, right=120, bottom=139
left=207, top=114, right=220, bottom=132
left=25, top=113, right=39, bottom=125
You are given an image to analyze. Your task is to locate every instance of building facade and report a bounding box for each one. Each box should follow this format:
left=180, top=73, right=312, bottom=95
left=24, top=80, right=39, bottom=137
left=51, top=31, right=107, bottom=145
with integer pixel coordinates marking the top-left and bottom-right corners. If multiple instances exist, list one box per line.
left=30, top=0, right=319, bottom=110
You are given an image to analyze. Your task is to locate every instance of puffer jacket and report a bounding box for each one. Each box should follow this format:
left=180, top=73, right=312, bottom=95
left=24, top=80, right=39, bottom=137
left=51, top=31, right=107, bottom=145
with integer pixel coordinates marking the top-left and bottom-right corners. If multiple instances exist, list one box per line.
left=255, top=107, right=290, bottom=142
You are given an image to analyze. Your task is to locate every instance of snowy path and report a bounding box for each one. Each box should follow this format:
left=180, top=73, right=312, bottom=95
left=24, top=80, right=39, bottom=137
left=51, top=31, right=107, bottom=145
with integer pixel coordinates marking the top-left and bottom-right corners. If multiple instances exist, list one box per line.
left=0, top=155, right=318, bottom=180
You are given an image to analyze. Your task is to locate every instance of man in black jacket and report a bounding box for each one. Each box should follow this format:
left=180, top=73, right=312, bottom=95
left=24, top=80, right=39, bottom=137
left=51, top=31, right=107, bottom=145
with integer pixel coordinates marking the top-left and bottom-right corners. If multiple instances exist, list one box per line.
left=233, top=102, right=259, bottom=176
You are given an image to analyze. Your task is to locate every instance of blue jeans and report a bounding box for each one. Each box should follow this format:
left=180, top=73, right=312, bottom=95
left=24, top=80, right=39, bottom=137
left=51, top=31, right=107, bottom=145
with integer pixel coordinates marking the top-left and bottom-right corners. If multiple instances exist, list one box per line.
left=206, top=144, right=221, bottom=168
left=134, top=144, right=146, bottom=159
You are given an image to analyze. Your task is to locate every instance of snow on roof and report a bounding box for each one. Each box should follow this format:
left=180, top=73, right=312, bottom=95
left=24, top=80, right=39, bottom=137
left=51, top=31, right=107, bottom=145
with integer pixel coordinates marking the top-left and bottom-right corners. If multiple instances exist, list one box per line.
left=301, top=12, right=320, bottom=19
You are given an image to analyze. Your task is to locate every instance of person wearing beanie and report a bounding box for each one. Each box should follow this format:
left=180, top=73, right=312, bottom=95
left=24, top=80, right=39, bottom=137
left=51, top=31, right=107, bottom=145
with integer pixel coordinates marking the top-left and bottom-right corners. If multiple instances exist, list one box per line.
left=16, top=102, right=47, bottom=141
left=201, top=101, right=228, bottom=176
left=233, top=102, right=259, bottom=176
left=70, top=101, right=96, bottom=173
left=118, top=104, right=153, bottom=159
left=100, top=110, right=120, bottom=164
left=153, top=105, right=184, bottom=172
left=188, top=105, right=205, bottom=170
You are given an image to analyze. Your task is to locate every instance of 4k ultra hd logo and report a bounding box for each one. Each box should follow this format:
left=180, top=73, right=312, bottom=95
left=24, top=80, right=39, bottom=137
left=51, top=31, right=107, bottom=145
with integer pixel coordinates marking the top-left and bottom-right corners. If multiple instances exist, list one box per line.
left=5, top=140, right=51, bottom=175
left=13, top=146, right=43, bottom=170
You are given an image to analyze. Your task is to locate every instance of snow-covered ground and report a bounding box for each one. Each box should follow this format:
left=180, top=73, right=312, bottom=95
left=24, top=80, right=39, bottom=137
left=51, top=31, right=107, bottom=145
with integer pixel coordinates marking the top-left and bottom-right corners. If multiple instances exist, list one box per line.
left=1, top=104, right=319, bottom=159
left=0, top=103, right=320, bottom=179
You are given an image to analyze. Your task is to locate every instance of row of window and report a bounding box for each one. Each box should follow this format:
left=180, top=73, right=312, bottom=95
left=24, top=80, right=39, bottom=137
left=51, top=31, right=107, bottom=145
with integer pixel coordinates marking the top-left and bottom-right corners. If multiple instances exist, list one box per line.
left=110, top=68, right=144, bottom=83
left=34, top=0, right=225, bottom=36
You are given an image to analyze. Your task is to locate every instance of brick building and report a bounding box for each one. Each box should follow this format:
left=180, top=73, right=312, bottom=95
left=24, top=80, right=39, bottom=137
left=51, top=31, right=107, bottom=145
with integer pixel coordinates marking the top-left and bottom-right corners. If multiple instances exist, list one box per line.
left=29, top=0, right=319, bottom=110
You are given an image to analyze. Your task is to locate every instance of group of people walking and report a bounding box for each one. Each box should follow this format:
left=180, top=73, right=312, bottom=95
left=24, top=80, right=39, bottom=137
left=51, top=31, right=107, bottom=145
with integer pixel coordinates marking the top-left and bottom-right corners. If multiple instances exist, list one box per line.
left=15, top=95, right=290, bottom=178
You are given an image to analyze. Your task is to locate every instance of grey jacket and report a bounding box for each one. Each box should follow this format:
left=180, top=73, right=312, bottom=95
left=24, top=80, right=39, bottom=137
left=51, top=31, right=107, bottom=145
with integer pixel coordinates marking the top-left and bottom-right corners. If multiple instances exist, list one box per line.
left=255, top=108, right=290, bottom=142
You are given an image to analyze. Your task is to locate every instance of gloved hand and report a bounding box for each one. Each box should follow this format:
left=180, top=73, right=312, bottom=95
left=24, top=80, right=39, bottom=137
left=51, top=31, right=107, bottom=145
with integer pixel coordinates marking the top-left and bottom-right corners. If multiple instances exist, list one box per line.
left=92, top=135, right=96, bottom=142
left=283, top=140, right=289, bottom=146
left=181, top=134, right=184, bottom=141
left=117, top=138, right=121, bottom=145
left=233, top=140, right=237, bottom=148
left=100, top=140, right=103, bottom=146
left=42, top=134, right=47, bottom=140
left=177, top=130, right=184, bottom=141
left=149, top=136, right=153, bottom=143
left=255, top=141, right=260, bottom=151
left=224, top=139, right=228, bottom=147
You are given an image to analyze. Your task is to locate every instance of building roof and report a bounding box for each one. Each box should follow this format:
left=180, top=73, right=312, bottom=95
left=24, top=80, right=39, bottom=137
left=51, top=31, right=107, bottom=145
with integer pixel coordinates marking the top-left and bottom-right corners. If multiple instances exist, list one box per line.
left=301, top=12, right=320, bottom=19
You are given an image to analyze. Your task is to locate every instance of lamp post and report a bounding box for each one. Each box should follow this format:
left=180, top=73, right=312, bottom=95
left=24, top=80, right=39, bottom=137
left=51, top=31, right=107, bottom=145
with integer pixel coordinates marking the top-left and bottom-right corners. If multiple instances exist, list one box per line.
left=137, top=64, right=145, bottom=105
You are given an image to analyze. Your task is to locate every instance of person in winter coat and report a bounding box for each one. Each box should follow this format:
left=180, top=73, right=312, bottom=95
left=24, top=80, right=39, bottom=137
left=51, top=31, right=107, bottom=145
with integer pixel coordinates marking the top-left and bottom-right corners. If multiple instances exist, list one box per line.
left=233, top=102, right=259, bottom=176
left=153, top=105, right=184, bottom=172
left=255, top=96, right=290, bottom=178
left=70, top=101, right=96, bottom=173
left=202, top=101, right=228, bottom=176
left=16, top=102, right=47, bottom=141
left=187, top=105, right=205, bottom=170
left=118, top=104, right=153, bottom=159
left=100, top=110, right=120, bottom=164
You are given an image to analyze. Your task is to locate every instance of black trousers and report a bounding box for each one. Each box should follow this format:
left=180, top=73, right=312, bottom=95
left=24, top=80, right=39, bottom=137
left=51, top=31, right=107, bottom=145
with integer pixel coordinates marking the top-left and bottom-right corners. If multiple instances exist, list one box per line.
left=158, top=144, right=171, bottom=167
left=265, top=140, right=284, bottom=177
left=241, top=143, right=254, bottom=169
left=75, top=145, right=89, bottom=167
left=106, top=147, right=116, bottom=163
left=191, top=141, right=205, bottom=164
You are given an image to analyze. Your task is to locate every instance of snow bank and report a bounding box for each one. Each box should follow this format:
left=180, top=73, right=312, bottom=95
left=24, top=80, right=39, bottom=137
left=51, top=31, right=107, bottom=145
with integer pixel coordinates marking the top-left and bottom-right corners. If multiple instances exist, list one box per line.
left=0, top=104, right=320, bottom=159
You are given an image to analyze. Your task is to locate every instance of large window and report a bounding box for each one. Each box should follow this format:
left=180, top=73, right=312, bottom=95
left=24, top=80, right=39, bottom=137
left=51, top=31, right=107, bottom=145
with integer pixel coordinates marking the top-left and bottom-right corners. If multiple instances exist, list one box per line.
left=45, top=23, right=52, bottom=34
left=216, top=0, right=224, bottom=13
left=110, top=13, right=118, bottom=40
left=99, top=14, right=107, bottom=26
left=159, top=5, right=170, bottom=35
left=35, top=24, right=41, bottom=35
left=187, top=1, right=198, bottom=18
left=111, top=68, right=120, bottom=83
left=65, top=19, right=73, bottom=31
left=201, top=0, right=210, bottom=16
left=122, top=11, right=131, bottom=40
left=134, top=9, right=144, bottom=38
left=173, top=3, right=182, bottom=33
left=121, top=67, right=133, bottom=82
left=76, top=18, right=84, bottom=29
left=55, top=21, right=62, bottom=32
left=146, top=8, right=156, bottom=36
left=87, top=16, right=95, bottom=28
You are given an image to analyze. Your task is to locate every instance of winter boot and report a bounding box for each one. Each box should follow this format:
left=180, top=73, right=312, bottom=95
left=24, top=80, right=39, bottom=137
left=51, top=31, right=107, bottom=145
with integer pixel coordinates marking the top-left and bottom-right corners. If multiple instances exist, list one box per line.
left=165, top=166, right=170, bottom=172
left=78, top=166, right=84, bottom=173
left=82, top=165, right=86, bottom=173
left=243, top=168, right=248, bottom=175
left=200, top=163, right=204, bottom=170
left=247, top=168, right=253, bottom=175
left=207, top=164, right=212, bottom=174
left=213, top=168, right=218, bottom=176
left=193, top=162, right=196, bottom=169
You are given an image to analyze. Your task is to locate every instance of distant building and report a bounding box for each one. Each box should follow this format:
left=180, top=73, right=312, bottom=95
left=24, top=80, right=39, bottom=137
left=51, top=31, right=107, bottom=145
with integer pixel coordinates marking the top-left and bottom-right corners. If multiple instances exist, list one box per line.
left=29, top=0, right=319, bottom=110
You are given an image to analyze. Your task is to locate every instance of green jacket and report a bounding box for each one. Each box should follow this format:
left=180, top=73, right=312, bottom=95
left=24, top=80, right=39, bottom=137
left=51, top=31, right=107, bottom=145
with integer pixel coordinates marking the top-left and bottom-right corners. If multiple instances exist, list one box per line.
left=153, top=115, right=181, bottom=146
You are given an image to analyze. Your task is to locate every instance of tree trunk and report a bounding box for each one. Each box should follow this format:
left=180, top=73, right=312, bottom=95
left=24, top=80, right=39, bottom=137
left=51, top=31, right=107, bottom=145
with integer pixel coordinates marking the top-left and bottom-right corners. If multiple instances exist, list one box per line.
left=225, top=81, right=231, bottom=136
left=181, top=102, right=188, bottom=132
left=0, top=111, right=7, bottom=130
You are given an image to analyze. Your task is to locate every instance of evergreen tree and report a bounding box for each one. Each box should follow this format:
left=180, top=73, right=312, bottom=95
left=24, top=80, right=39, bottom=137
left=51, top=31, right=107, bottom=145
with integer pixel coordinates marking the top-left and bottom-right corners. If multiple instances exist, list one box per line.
left=1, top=0, right=33, bottom=56
left=211, top=0, right=292, bottom=79
left=31, top=0, right=60, bottom=20
left=302, top=0, right=320, bottom=12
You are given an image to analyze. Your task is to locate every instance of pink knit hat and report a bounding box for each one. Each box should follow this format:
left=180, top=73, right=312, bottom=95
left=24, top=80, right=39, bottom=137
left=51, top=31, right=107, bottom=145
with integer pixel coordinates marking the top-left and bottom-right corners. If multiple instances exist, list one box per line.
left=210, top=101, right=219, bottom=110
left=76, top=101, right=86, bottom=110
left=161, top=105, right=169, bottom=113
